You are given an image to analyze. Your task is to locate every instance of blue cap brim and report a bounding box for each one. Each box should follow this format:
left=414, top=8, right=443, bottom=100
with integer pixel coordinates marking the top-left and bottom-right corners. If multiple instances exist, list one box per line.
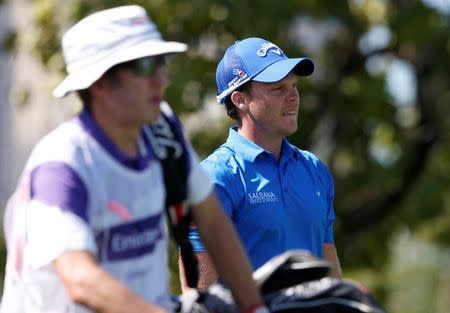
left=252, top=58, right=314, bottom=83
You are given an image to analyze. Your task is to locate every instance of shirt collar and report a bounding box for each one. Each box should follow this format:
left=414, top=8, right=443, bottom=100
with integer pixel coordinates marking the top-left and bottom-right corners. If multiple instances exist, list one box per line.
left=225, top=126, right=299, bottom=162
left=280, top=138, right=300, bottom=162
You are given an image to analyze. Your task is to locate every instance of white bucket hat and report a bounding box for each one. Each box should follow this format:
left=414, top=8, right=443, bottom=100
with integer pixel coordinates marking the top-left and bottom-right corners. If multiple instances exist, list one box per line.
left=53, top=5, right=187, bottom=98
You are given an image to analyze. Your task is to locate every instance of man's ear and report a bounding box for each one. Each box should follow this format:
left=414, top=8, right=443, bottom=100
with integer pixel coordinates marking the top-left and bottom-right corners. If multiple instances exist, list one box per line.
left=230, top=91, right=247, bottom=110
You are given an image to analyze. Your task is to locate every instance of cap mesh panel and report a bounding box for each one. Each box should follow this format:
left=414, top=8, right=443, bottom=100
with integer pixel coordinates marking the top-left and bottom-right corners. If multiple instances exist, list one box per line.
left=216, top=44, right=249, bottom=102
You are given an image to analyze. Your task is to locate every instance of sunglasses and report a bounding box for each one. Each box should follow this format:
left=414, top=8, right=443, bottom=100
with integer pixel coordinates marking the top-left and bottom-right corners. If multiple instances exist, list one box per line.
left=112, top=55, right=166, bottom=77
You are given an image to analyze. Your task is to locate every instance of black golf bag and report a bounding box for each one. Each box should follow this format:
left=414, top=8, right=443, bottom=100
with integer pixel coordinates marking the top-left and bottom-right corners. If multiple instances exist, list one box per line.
left=177, top=250, right=386, bottom=313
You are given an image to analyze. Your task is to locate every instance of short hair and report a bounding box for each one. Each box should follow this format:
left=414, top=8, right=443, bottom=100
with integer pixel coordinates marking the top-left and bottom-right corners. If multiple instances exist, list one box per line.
left=77, top=89, right=91, bottom=107
left=223, top=82, right=252, bottom=123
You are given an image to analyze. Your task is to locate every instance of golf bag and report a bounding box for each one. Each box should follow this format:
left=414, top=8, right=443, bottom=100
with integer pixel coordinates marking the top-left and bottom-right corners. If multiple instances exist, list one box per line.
left=177, top=250, right=387, bottom=313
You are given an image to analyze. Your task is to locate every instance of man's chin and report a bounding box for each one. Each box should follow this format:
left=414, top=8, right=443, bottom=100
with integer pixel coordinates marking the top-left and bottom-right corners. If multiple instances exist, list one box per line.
left=145, top=112, right=162, bottom=125
left=144, top=106, right=162, bottom=124
left=282, top=126, right=298, bottom=137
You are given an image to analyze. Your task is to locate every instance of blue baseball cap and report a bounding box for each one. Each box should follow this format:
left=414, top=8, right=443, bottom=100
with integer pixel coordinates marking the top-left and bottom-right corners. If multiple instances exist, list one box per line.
left=216, top=37, right=314, bottom=104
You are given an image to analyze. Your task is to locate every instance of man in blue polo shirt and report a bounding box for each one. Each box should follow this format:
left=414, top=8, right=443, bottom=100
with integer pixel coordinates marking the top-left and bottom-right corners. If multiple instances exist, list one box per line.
left=180, top=37, right=342, bottom=291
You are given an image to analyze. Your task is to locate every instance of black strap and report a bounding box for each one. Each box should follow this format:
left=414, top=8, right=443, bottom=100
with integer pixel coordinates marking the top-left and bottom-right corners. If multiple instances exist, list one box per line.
left=149, top=112, right=199, bottom=288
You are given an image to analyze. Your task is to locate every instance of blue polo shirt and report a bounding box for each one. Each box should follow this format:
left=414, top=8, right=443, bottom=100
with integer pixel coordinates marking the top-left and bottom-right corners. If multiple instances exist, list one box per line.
left=189, top=127, right=336, bottom=270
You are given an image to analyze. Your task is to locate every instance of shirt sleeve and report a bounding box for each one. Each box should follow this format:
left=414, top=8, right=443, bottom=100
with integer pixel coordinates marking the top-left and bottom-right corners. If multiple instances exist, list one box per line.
left=30, top=162, right=89, bottom=221
left=26, top=162, right=96, bottom=269
left=318, top=160, right=336, bottom=244
left=188, top=157, right=235, bottom=252
left=186, top=146, right=214, bottom=252
left=186, top=145, right=214, bottom=206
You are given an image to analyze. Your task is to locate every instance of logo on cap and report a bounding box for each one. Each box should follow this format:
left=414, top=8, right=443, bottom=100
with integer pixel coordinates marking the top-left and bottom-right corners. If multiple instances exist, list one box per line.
left=232, top=69, right=246, bottom=77
left=131, top=15, right=149, bottom=25
left=227, top=69, right=248, bottom=88
left=257, top=42, right=283, bottom=57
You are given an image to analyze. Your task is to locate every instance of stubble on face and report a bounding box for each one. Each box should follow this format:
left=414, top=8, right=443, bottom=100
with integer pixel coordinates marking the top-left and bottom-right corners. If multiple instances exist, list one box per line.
left=108, top=70, right=165, bottom=126
left=245, top=75, right=300, bottom=139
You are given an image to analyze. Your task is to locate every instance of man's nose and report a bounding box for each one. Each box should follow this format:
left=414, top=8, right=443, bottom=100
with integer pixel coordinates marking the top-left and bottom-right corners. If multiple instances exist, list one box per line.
left=288, top=86, right=300, bottom=102
left=149, top=66, right=169, bottom=89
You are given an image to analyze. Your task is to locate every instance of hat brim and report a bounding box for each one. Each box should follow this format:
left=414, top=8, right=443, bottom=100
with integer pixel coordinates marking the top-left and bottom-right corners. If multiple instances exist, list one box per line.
left=53, top=40, right=187, bottom=98
left=252, top=58, right=314, bottom=83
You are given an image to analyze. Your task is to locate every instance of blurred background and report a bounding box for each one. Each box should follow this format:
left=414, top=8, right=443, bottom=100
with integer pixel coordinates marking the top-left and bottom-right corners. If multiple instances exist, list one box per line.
left=0, top=0, right=449, bottom=312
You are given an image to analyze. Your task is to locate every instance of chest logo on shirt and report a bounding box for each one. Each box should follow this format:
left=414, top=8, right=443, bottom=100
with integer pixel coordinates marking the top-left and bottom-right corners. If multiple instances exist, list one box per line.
left=95, top=213, right=163, bottom=262
left=250, top=172, right=270, bottom=192
left=248, top=191, right=278, bottom=204
left=108, top=201, right=132, bottom=221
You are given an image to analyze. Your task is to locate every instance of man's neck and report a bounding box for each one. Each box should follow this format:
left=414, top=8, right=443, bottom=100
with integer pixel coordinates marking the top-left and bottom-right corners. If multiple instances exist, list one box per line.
left=106, top=126, right=140, bottom=158
left=92, top=110, right=141, bottom=158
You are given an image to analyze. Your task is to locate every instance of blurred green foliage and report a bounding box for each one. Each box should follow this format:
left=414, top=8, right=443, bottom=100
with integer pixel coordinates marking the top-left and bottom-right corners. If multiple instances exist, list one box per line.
left=3, top=0, right=449, bottom=311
